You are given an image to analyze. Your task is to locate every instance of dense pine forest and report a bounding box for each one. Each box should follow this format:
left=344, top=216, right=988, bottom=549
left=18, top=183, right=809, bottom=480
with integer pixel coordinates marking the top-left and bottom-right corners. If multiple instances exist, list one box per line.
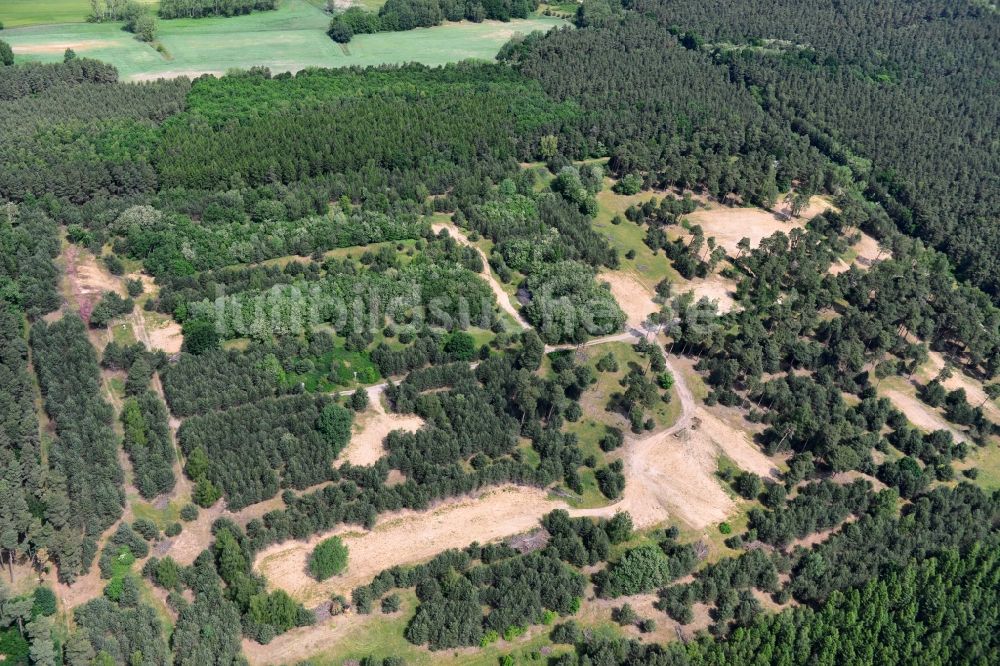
left=0, top=0, right=998, bottom=663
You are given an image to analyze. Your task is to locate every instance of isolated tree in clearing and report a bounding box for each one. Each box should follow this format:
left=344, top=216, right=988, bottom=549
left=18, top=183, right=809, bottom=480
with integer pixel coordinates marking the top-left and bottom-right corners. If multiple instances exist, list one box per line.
left=308, top=537, right=349, bottom=581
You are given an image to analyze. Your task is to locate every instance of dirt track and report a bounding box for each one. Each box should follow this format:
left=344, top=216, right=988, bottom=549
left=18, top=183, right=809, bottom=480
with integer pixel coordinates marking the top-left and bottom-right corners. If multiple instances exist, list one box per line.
left=337, top=385, right=424, bottom=466
left=430, top=222, right=530, bottom=329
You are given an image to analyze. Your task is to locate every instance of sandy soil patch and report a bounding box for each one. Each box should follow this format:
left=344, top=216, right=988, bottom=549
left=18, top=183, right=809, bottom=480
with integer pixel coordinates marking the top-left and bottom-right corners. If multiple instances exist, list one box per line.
left=62, top=244, right=125, bottom=324
left=923, top=351, right=1000, bottom=423
left=680, top=274, right=738, bottom=314
left=582, top=592, right=677, bottom=645
left=144, top=313, right=183, bottom=354
left=337, top=386, right=424, bottom=467
left=13, top=40, right=116, bottom=55
left=882, top=387, right=966, bottom=442
left=255, top=485, right=565, bottom=606
left=242, top=609, right=394, bottom=666
left=683, top=195, right=832, bottom=255
left=599, top=271, right=659, bottom=330
left=772, top=193, right=834, bottom=221
left=829, top=232, right=886, bottom=274
left=602, top=404, right=777, bottom=531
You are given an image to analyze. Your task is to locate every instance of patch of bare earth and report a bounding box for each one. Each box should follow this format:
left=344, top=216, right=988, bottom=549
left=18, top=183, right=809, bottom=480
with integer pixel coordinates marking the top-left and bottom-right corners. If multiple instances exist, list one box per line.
left=680, top=274, right=738, bottom=314
left=242, top=610, right=391, bottom=666
left=255, top=485, right=566, bottom=606
left=923, top=351, right=1000, bottom=423
left=144, top=313, right=183, bottom=355
left=13, top=40, right=116, bottom=55
left=62, top=244, right=125, bottom=323
left=594, top=404, right=777, bottom=531
left=599, top=271, right=658, bottom=329
left=582, top=593, right=676, bottom=645
left=683, top=194, right=832, bottom=254
left=829, top=232, right=887, bottom=274
left=882, top=387, right=967, bottom=442
left=336, top=386, right=424, bottom=467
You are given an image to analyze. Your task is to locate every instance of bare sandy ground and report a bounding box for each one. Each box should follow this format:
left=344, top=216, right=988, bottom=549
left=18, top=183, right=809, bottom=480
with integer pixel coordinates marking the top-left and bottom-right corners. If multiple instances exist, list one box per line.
left=591, top=401, right=778, bottom=530
left=241, top=608, right=395, bottom=666
left=683, top=195, right=832, bottom=255
left=255, top=485, right=565, bottom=606
left=582, top=592, right=678, bottom=645
left=337, top=386, right=424, bottom=467
left=923, top=351, right=1000, bottom=423
left=13, top=40, right=115, bottom=55
left=62, top=244, right=125, bottom=323
left=599, top=271, right=659, bottom=329
left=680, top=274, right=738, bottom=314
left=145, top=316, right=183, bottom=354
left=829, top=232, right=886, bottom=274
left=882, top=387, right=966, bottom=442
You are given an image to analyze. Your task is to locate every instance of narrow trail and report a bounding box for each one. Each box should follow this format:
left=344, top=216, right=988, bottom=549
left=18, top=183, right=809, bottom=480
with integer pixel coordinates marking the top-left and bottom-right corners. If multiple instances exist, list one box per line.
left=431, top=221, right=532, bottom=330
left=131, top=306, right=191, bottom=501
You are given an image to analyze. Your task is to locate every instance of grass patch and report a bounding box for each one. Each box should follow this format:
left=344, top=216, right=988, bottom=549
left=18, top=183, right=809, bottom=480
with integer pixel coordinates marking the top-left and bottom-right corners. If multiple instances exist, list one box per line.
left=0, top=0, right=157, bottom=28
left=573, top=340, right=681, bottom=433
left=130, top=496, right=182, bottom=528
left=593, top=181, right=680, bottom=291
left=4, top=1, right=566, bottom=79
left=960, top=442, right=1000, bottom=492
left=283, top=344, right=382, bottom=392
left=111, top=321, right=136, bottom=345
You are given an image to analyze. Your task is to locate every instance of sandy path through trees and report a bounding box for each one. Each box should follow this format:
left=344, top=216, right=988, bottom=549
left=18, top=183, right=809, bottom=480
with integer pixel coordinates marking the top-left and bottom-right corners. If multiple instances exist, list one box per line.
left=256, top=485, right=564, bottom=606
left=337, top=385, right=424, bottom=466
left=244, top=261, right=784, bottom=664
left=430, top=222, right=530, bottom=329
left=882, top=387, right=967, bottom=442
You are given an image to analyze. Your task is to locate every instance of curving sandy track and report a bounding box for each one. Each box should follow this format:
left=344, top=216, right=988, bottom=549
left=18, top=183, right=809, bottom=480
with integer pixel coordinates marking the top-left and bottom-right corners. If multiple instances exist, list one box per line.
left=336, top=385, right=424, bottom=467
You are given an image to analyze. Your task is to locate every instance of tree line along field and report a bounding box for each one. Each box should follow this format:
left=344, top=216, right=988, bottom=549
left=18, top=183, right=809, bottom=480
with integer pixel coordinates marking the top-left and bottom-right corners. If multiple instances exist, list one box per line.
left=0, top=0, right=566, bottom=79
left=0, top=0, right=160, bottom=28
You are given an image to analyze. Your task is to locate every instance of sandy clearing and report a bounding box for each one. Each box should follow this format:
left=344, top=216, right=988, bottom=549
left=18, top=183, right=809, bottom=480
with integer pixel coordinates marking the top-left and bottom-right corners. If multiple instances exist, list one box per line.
left=255, top=485, right=565, bottom=606
left=829, top=232, right=886, bottom=274
left=146, top=317, right=183, bottom=354
left=680, top=274, right=738, bottom=314
left=923, top=351, right=1000, bottom=423
left=773, top=193, right=834, bottom=221
left=882, top=387, right=966, bottom=442
left=599, top=271, right=659, bottom=329
left=242, top=608, right=395, bottom=666
left=431, top=222, right=529, bottom=330
left=683, top=195, right=832, bottom=255
left=600, top=403, right=778, bottom=531
left=13, top=40, right=116, bottom=55
left=582, top=592, right=678, bottom=645
left=337, top=386, right=424, bottom=467
left=62, top=244, right=125, bottom=324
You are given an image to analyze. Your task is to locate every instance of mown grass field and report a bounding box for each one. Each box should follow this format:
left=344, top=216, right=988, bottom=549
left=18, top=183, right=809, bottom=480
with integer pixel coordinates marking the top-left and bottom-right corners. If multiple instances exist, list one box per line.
left=0, top=0, right=158, bottom=28
left=2, top=0, right=566, bottom=79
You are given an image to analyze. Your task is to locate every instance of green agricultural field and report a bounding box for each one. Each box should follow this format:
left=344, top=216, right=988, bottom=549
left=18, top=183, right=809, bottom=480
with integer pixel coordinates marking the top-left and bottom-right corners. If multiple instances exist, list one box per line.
left=2, top=0, right=566, bottom=79
left=0, top=0, right=157, bottom=28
